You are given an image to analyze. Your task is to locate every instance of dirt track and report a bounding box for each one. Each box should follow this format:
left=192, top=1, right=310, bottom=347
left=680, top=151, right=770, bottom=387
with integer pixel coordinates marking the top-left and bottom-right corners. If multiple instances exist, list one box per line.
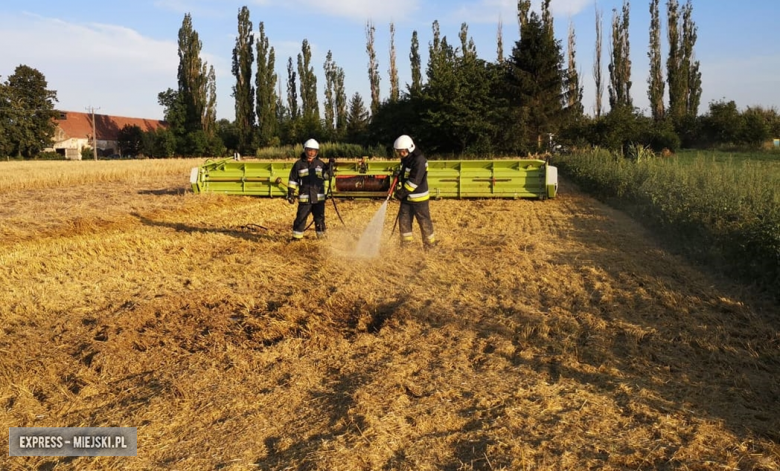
left=1, top=169, right=778, bottom=470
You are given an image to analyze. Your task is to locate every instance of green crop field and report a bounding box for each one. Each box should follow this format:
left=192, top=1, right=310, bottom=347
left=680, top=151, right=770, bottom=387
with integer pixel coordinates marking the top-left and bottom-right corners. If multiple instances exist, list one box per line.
left=554, top=149, right=780, bottom=295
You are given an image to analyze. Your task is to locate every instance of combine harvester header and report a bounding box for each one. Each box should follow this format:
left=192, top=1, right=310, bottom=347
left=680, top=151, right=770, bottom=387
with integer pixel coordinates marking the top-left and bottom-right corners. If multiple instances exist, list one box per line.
left=190, top=158, right=558, bottom=200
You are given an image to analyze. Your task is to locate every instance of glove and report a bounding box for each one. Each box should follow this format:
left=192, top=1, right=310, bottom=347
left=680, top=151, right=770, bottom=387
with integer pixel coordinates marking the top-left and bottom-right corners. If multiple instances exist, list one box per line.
left=328, top=157, right=336, bottom=165
left=287, top=188, right=296, bottom=204
left=392, top=168, right=401, bottom=178
left=394, top=187, right=409, bottom=201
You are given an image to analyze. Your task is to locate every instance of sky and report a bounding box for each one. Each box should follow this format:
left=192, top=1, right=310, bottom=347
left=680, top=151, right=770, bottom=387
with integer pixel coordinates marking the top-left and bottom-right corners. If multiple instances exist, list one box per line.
left=1, top=0, right=778, bottom=122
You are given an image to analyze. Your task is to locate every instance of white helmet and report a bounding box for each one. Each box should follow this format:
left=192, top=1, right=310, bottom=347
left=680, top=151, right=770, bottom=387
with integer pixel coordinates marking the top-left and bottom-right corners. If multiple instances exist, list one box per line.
left=393, top=135, right=415, bottom=153
left=303, top=138, right=320, bottom=150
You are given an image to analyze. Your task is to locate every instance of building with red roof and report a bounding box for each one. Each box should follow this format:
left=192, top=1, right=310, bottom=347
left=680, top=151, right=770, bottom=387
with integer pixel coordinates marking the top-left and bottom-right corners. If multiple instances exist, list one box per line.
left=50, top=111, right=167, bottom=160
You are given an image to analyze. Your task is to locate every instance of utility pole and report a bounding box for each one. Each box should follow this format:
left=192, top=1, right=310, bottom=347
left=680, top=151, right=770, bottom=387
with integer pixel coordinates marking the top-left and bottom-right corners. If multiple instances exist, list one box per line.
left=86, top=106, right=100, bottom=161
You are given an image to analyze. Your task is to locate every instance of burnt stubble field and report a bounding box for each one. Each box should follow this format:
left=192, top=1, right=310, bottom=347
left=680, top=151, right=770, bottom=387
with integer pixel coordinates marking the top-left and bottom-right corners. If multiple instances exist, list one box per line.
left=1, top=160, right=778, bottom=470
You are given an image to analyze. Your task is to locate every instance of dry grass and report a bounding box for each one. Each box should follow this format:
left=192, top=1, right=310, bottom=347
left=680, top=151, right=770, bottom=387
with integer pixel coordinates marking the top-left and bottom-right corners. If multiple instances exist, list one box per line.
left=1, top=161, right=779, bottom=470
left=0, top=159, right=197, bottom=193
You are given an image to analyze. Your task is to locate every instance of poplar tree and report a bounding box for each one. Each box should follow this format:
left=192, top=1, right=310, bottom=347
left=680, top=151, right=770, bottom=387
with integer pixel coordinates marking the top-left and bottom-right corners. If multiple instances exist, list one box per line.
left=231, top=6, right=256, bottom=154
left=608, top=1, right=632, bottom=111
left=566, top=22, right=584, bottom=117
left=648, top=0, right=665, bottom=121
left=497, top=17, right=504, bottom=63
left=517, top=0, right=531, bottom=34
left=297, top=39, right=319, bottom=136
left=286, top=57, right=299, bottom=120
left=594, top=6, right=604, bottom=118
left=366, top=21, right=381, bottom=114
left=204, top=65, right=217, bottom=136
left=255, top=21, right=277, bottom=146
left=335, top=67, right=348, bottom=139
left=284, top=57, right=299, bottom=143
left=667, top=0, right=701, bottom=123
left=0, top=80, right=10, bottom=158
left=177, top=14, right=206, bottom=134
left=459, top=22, right=477, bottom=60
left=388, top=22, right=399, bottom=103
left=427, top=20, right=447, bottom=83
left=682, top=1, right=702, bottom=118
left=322, top=52, right=347, bottom=138
left=541, top=0, right=553, bottom=37
left=323, top=50, right=337, bottom=136
left=409, top=31, right=422, bottom=96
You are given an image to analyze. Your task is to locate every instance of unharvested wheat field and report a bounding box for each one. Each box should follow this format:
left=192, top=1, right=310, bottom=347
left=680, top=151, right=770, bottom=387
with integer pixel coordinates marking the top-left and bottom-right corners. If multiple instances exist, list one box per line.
left=1, top=159, right=779, bottom=470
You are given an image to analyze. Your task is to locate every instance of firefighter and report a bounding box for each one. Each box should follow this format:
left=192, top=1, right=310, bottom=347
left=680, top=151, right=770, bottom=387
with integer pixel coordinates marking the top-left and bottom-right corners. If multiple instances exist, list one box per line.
left=287, top=139, right=334, bottom=240
left=392, top=135, right=437, bottom=249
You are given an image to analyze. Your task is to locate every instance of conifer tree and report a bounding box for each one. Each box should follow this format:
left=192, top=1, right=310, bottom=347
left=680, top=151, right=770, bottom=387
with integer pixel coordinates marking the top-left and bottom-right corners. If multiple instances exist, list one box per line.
left=346, top=92, right=369, bottom=143
left=506, top=11, right=565, bottom=150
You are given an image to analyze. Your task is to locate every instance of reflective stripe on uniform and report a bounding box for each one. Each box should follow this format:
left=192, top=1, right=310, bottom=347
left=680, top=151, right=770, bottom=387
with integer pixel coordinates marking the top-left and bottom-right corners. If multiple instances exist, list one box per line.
left=408, top=190, right=429, bottom=202
left=292, top=231, right=304, bottom=239
left=401, top=232, right=414, bottom=241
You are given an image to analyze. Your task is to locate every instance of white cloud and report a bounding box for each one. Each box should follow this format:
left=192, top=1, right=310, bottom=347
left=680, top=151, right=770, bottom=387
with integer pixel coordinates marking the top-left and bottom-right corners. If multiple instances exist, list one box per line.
left=163, top=0, right=420, bottom=22
left=448, top=0, right=594, bottom=25
left=0, top=12, right=177, bottom=119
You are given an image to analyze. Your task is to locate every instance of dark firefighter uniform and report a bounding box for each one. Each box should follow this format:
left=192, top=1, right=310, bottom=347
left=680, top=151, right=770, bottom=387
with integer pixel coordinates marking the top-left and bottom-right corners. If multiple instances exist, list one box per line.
left=394, top=147, right=436, bottom=247
left=288, top=153, right=333, bottom=240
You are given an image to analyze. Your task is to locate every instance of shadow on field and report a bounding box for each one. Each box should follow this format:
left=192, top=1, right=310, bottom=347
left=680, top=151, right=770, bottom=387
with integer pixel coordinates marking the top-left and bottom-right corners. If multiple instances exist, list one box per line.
left=131, top=212, right=282, bottom=241
left=137, top=188, right=187, bottom=196
left=524, top=197, right=780, bottom=444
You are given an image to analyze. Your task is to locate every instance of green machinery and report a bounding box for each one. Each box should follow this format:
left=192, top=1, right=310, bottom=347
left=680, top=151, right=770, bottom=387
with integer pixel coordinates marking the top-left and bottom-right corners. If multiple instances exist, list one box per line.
left=190, top=158, right=558, bottom=199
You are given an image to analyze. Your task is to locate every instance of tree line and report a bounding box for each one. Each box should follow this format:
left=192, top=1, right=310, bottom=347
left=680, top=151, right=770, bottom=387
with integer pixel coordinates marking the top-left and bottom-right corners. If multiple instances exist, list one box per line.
left=1, top=0, right=779, bottom=160
left=155, top=0, right=780, bottom=157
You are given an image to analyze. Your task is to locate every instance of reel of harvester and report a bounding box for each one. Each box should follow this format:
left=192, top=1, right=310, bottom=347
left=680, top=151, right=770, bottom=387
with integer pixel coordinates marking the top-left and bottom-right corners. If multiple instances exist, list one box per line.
left=190, top=157, right=557, bottom=200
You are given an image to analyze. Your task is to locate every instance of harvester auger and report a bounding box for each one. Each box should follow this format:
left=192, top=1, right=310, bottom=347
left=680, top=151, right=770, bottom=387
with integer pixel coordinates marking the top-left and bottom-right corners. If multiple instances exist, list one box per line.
left=190, top=157, right=558, bottom=200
